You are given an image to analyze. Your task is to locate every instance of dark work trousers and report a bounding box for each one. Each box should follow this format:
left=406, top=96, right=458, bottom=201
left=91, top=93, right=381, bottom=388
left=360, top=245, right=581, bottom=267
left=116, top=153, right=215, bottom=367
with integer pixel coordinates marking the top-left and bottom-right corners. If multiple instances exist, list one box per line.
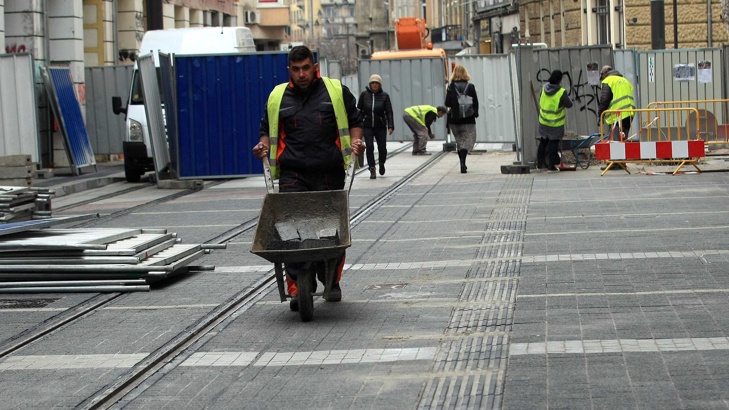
left=364, top=127, right=388, bottom=169
left=537, top=137, right=548, bottom=169
left=537, top=138, right=561, bottom=170
left=279, top=167, right=346, bottom=295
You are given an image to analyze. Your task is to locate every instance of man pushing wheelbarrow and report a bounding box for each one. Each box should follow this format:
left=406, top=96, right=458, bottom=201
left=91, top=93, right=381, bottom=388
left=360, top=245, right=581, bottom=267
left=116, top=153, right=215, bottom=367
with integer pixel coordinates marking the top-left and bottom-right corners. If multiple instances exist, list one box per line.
left=251, top=46, right=365, bottom=322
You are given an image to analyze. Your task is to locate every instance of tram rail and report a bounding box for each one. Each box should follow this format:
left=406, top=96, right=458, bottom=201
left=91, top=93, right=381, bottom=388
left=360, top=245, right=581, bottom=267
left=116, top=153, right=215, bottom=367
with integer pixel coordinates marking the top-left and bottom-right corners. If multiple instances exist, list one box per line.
left=80, top=151, right=445, bottom=409
left=0, top=145, right=443, bottom=407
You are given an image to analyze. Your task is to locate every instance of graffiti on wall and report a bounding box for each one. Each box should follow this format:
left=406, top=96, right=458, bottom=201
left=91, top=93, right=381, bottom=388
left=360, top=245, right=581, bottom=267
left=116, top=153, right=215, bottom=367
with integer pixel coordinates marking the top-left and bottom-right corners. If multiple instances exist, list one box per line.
left=536, top=65, right=601, bottom=119
left=5, top=44, right=27, bottom=53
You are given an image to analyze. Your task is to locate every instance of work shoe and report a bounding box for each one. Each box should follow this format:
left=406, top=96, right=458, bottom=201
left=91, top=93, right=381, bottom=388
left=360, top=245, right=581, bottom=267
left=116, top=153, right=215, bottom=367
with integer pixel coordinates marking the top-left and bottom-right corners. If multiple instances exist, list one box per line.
left=379, top=163, right=385, bottom=175
left=369, top=167, right=376, bottom=179
left=289, top=295, right=299, bottom=311
left=326, top=284, right=342, bottom=302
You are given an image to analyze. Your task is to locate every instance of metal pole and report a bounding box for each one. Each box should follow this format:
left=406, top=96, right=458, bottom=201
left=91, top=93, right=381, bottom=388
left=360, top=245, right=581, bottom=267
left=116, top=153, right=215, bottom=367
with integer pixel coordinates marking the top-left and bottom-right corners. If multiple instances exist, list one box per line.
left=650, top=0, right=666, bottom=50
left=463, top=0, right=468, bottom=41
left=707, top=0, right=712, bottom=47
left=309, top=0, right=314, bottom=47
left=0, top=285, right=150, bottom=293
left=0, top=279, right=148, bottom=288
left=385, top=1, right=390, bottom=50
left=347, top=23, right=351, bottom=74
left=672, top=0, right=678, bottom=48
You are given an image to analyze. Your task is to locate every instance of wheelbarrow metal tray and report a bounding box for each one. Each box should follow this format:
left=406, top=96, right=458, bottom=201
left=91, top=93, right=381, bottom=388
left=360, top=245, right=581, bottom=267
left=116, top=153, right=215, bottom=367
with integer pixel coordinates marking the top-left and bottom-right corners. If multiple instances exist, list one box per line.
left=561, top=135, right=591, bottom=151
left=251, top=190, right=351, bottom=264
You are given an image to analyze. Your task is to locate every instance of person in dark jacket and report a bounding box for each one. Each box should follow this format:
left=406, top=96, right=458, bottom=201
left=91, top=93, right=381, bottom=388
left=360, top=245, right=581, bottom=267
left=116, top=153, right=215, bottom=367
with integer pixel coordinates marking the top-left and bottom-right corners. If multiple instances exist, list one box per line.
left=445, top=64, right=479, bottom=173
left=403, top=105, right=447, bottom=155
left=357, top=74, right=394, bottom=179
left=537, top=69, right=573, bottom=172
left=253, top=46, right=364, bottom=310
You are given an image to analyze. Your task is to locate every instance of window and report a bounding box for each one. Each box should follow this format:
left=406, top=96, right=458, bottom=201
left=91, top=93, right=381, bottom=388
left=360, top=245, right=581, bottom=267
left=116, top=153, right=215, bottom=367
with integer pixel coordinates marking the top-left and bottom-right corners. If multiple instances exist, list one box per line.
left=594, top=0, right=610, bottom=44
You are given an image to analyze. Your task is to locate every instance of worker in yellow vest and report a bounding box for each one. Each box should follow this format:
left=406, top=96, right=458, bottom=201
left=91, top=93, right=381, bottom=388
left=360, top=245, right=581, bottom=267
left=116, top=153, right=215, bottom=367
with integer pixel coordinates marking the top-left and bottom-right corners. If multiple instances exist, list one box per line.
left=253, top=46, right=365, bottom=311
left=597, top=65, right=635, bottom=141
left=403, top=105, right=447, bottom=155
left=537, top=70, right=573, bottom=172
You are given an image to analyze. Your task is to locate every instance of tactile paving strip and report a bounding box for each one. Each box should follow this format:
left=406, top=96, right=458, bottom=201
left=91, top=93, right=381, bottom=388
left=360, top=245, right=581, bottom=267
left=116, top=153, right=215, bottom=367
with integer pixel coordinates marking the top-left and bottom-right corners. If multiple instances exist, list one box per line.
left=418, top=176, right=531, bottom=409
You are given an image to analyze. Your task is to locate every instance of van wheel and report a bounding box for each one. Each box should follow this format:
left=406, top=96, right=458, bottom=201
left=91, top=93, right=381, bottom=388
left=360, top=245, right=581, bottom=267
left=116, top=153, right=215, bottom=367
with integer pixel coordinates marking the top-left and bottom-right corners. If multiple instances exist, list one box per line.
left=124, top=161, right=142, bottom=183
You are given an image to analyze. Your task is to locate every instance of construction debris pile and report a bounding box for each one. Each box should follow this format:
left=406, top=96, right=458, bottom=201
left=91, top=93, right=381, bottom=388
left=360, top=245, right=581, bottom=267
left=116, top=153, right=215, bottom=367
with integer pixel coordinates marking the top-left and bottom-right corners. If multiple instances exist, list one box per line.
left=0, top=215, right=222, bottom=293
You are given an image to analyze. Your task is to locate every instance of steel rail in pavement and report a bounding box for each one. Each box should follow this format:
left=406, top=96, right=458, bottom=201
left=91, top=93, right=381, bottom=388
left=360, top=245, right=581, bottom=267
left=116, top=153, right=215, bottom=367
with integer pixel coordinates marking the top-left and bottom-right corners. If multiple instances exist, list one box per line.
left=79, top=150, right=445, bottom=410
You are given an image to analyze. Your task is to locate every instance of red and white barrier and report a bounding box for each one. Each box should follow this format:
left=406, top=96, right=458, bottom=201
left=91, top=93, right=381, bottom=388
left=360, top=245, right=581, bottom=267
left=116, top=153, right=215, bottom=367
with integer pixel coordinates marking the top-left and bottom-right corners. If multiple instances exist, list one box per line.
left=594, top=140, right=705, bottom=175
left=595, top=140, right=705, bottom=161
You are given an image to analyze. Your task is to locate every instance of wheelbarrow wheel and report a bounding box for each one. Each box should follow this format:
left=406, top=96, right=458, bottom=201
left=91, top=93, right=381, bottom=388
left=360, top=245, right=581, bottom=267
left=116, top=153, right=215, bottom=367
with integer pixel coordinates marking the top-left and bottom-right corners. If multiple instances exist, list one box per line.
left=297, top=275, right=314, bottom=322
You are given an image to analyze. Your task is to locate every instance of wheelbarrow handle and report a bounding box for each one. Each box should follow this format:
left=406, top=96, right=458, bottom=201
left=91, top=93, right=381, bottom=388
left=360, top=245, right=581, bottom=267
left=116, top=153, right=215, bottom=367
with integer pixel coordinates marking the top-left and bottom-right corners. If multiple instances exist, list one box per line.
left=261, top=156, right=277, bottom=194
left=263, top=153, right=356, bottom=195
left=344, top=153, right=357, bottom=194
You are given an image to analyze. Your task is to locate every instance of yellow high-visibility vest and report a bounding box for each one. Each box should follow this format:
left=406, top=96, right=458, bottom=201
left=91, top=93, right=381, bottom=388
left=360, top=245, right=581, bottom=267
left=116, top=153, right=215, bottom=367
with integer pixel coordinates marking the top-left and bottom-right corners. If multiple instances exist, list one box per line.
left=538, top=88, right=566, bottom=127
left=602, top=75, right=635, bottom=124
left=405, top=105, right=438, bottom=127
left=266, top=77, right=352, bottom=179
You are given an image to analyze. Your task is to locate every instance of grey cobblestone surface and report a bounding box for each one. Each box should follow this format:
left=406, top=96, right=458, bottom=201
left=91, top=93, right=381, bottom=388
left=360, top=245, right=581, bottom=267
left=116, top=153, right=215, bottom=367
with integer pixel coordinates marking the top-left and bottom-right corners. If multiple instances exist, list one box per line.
left=3, top=146, right=729, bottom=409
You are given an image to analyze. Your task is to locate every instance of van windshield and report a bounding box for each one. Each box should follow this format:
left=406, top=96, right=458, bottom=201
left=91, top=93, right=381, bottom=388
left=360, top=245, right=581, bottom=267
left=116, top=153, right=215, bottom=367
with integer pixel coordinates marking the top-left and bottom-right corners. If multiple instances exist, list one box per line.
left=130, top=68, right=165, bottom=105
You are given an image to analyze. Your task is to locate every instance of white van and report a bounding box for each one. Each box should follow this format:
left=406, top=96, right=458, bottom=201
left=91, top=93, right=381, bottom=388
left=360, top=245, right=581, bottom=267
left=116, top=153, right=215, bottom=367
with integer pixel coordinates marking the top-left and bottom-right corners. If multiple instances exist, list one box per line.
left=112, top=27, right=256, bottom=182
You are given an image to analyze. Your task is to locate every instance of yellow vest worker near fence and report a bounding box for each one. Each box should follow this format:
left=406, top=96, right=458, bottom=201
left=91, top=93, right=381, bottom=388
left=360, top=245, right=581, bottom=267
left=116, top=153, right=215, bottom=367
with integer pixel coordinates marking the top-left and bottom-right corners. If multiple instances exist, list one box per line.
left=403, top=105, right=447, bottom=155
left=597, top=65, right=636, bottom=141
left=252, top=46, right=365, bottom=311
left=537, top=70, right=573, bottom=173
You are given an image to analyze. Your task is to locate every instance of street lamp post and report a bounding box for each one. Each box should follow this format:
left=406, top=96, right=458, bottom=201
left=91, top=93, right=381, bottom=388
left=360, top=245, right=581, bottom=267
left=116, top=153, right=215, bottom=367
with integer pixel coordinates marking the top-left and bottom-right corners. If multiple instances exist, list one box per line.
left=346, top=23, right=351, bottom=74
left=309, top=0, right=314, bottom=47
left=384, top=1, right=390, bottom=50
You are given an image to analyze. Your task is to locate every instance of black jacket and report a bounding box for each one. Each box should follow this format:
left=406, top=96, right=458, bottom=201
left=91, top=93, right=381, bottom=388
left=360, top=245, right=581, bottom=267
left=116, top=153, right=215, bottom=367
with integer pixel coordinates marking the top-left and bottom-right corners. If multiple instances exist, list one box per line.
left=445, top=81, right=479, bottom=125
left=259, top=77, right=363, bottom=172
left=357, top=86, right=394, bottom=130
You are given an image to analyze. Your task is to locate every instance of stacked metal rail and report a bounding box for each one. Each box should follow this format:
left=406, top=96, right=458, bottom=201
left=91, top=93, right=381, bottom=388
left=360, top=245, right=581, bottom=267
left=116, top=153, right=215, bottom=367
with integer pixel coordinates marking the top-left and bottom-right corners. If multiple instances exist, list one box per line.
left=0, top=216, right=221, bottom=293
left=0, top=186, right=53, bottom=221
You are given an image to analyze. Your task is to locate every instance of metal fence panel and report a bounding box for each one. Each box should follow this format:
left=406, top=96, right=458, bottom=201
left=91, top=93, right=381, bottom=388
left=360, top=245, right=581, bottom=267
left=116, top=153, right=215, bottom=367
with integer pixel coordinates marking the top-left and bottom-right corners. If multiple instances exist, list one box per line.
left=42, top=67, right=96, bottom=174
left=613, top=49, right=638, bottom=109
left=0, top=53, right=39, bottom=162
left=174, top=52, right=290, bottom=179
left=341, top=74, right=359, bottom=96
left=533, top=46, right=613, bottom=135
left=358, top=58, right=448, bottom=141
left=638, top=48, right=723, bottom=122
left=159, top=53, right=178, bottom=177
left=454, top=54, right=518, bottom=144
left=138, top=54, right=169, bottom=182
left=84, top=65, right=132, bottom=156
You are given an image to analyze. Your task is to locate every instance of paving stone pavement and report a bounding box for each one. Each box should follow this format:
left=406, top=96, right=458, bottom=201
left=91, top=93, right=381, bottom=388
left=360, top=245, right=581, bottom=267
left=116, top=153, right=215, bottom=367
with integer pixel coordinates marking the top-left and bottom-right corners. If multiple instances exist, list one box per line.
left=2, top=145, right=729, bottom=409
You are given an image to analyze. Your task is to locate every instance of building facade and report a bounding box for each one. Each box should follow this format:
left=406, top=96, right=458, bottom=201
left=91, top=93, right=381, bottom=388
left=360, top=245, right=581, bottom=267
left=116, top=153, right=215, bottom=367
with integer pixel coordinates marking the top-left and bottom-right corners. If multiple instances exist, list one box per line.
left=517, top=0, right=727, bottom=51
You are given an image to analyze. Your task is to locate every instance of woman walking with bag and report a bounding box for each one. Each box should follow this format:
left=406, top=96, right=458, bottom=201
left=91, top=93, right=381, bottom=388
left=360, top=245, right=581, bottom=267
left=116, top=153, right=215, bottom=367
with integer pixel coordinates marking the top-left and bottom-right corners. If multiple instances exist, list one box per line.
left=444, top=65, right=479, bottom=173
left=357, top=74, right=394, bottom=179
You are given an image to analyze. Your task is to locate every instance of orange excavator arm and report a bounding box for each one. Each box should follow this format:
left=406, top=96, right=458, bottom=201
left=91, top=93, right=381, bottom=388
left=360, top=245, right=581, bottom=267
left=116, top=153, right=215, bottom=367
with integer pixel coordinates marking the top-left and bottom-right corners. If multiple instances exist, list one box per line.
left=395, top=17, right=431, bottom=50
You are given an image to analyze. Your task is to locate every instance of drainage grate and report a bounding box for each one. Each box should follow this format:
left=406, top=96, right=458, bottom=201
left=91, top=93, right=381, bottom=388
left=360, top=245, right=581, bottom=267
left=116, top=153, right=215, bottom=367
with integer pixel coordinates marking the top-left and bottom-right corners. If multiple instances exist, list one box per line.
left=0, top=298, right=59, bottom=309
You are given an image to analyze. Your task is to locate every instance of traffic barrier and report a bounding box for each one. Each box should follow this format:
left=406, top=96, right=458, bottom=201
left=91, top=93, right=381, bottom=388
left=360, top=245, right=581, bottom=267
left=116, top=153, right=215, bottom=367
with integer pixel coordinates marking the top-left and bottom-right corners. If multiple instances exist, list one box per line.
left=594, top=140, right=705, bottom=175
left=647, top=99, right=729, bottom=145
left=599, top=107, right=701, bottom=142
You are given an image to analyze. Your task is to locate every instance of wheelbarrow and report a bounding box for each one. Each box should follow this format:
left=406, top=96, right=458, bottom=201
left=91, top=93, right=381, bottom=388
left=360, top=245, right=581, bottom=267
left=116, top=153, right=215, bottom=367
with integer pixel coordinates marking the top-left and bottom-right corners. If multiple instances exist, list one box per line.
left=250, top=156, right=356, bottom=322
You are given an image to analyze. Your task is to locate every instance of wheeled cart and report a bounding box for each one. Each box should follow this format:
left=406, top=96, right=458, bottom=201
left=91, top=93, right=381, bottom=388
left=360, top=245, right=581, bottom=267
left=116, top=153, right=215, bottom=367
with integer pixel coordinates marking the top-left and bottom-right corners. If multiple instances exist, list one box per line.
left=251, top=157, right=355, bottom=322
